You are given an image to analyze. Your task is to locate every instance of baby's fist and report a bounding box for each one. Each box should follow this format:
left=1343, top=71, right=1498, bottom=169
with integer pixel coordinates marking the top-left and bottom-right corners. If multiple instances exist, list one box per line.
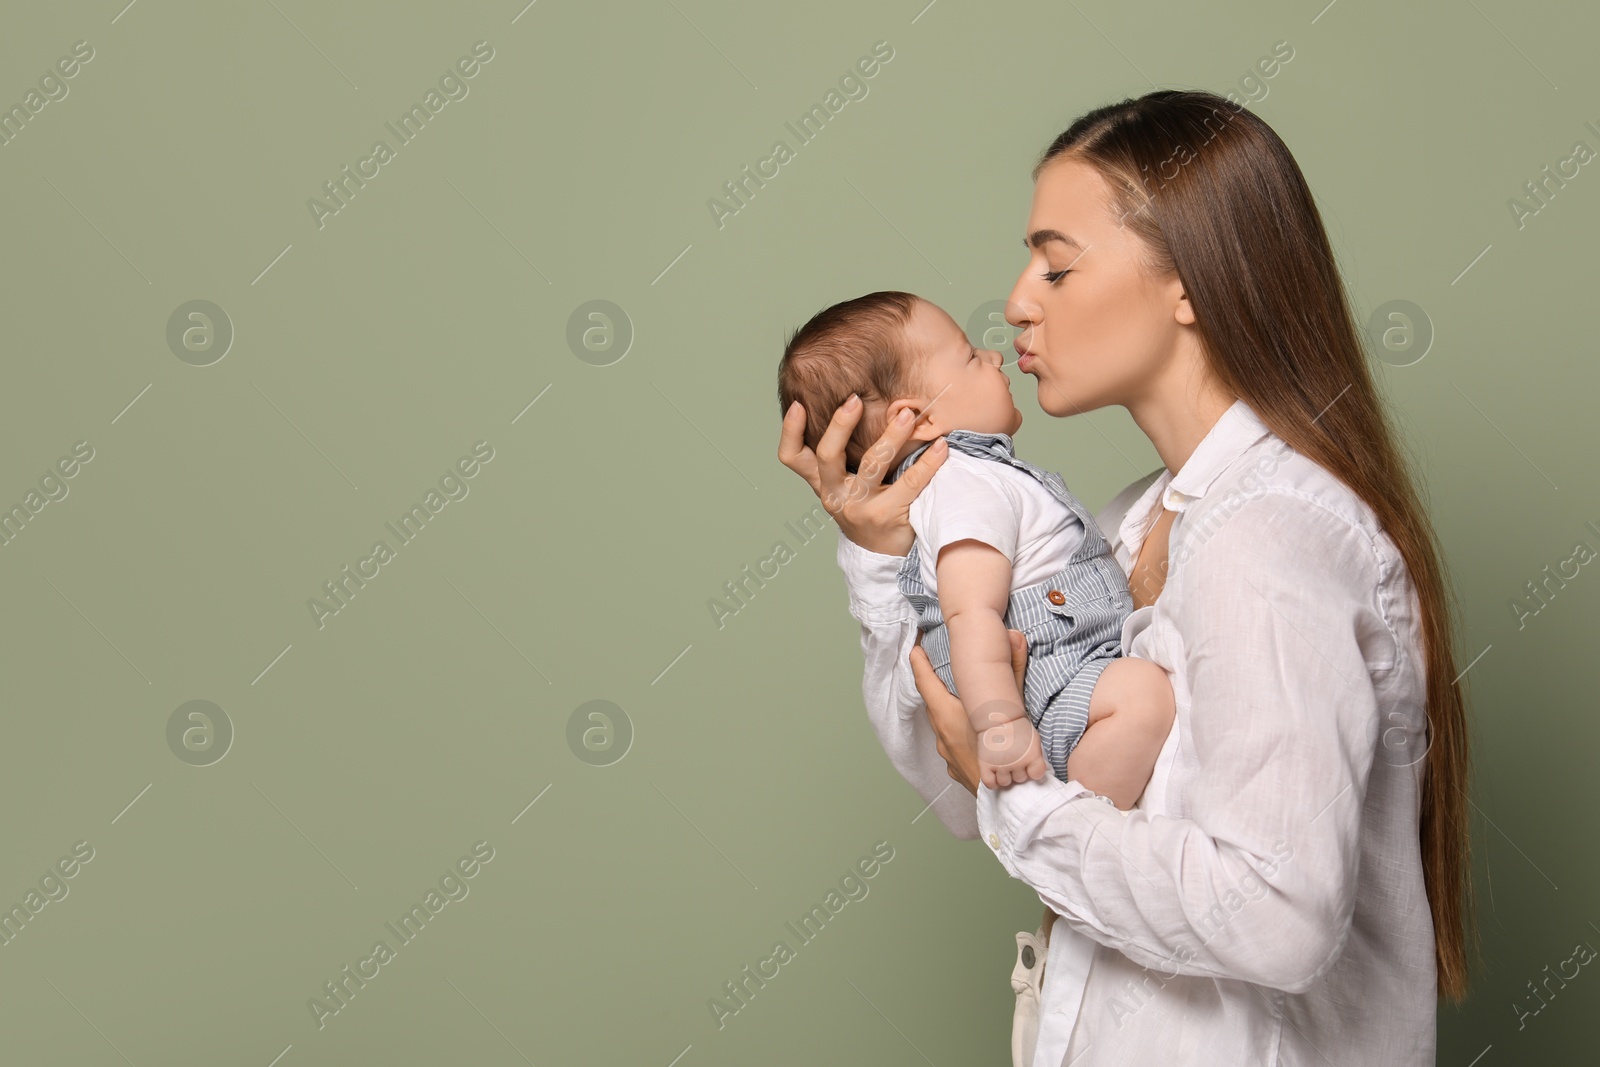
left=977, top=717, right=1048, bottom=789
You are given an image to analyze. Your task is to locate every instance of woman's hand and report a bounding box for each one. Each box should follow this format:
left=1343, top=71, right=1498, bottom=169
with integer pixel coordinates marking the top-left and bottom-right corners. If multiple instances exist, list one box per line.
left=777, top=395, right=946, bottom=557
left=911, top=629, right=1031, bottom=797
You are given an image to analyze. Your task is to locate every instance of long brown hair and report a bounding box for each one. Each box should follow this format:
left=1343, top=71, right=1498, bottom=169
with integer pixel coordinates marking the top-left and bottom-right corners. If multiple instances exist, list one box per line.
left=1036, top=90, right=1476, bottom=1001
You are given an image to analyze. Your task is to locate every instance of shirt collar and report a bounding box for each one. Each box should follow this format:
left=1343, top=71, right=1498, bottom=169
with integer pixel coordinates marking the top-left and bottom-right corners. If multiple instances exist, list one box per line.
left=1117, top=398, right=1273, bottom=554
left=886, top=429, right=1014, bottom=484
left=1162, top=397, right=1273, bottom=509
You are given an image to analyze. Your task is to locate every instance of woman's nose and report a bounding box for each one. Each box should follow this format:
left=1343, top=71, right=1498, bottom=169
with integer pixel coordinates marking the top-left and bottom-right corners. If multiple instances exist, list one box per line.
left=1004, top=294, right=1039, bottom=331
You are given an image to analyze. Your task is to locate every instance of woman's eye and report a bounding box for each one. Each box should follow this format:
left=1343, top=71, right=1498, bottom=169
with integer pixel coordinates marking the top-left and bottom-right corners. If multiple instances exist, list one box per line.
left=1042, top=270, right=1069, bottom=283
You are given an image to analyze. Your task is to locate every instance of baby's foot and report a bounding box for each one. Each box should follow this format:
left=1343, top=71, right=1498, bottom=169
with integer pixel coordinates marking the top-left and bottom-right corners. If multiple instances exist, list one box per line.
left=977, top=717, right=1048, bottom=788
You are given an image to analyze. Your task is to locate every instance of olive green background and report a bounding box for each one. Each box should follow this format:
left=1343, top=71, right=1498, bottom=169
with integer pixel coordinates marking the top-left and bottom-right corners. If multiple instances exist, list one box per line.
left=0, top=0, right=1594, bottom=1063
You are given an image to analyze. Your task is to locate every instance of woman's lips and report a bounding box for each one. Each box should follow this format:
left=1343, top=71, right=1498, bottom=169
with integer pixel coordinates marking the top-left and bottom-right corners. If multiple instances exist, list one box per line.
left=1015, top=343, right=1036, bottom=372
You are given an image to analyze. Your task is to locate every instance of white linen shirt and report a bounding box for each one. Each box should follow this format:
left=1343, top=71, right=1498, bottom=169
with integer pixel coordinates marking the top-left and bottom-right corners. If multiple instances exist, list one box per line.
left=834, top=398, right=1437, bottom=1065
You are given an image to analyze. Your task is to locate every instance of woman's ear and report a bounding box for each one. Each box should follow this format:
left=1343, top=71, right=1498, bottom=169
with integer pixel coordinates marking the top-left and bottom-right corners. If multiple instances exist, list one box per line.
left=1173, top=283, right=1197, bottom=326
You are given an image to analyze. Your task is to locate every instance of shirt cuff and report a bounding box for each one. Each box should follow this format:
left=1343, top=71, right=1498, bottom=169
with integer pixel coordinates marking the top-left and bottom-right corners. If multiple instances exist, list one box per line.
left=976, top=776, right=1113, bottom=869
left=835, top=529, right=915, bottom=623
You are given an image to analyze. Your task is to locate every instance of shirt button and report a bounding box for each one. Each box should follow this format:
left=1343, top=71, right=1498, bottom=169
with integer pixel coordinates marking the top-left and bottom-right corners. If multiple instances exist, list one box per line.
left=1046, top=590, right=1066, bottom=606
left=987, top=832, right=1001, bottom=849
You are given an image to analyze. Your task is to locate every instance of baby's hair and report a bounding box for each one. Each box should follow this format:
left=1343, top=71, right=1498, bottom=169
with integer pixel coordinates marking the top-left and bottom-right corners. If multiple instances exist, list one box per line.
left=777, top=290, right=925, bottom=475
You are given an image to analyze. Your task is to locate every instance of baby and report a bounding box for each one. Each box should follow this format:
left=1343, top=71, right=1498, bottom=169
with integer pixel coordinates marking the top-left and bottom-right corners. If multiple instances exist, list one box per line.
left=778, top=291, right=1174, bottom=804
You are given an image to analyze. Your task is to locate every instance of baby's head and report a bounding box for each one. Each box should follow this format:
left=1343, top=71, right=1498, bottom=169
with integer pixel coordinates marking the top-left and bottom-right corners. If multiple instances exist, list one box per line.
left=777, top=292, right=1021, bottom=474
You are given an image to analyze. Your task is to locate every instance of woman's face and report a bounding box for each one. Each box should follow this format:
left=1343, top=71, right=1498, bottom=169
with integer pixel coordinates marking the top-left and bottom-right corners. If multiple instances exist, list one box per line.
left=1006, top=157, right=1194, bottom=417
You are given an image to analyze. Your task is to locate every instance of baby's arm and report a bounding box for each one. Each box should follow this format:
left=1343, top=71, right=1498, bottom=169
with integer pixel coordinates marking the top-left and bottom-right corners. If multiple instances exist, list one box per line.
left=934, top=539, right=1048, bottom=788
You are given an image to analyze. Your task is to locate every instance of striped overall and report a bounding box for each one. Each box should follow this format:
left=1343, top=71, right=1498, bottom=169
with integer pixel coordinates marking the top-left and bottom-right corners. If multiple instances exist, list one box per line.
left=887, top=430, right=1133, bottom=782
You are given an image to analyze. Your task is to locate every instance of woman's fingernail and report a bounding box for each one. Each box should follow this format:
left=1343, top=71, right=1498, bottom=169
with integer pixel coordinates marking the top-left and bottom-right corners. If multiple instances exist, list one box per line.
left=895, top=409, right=911, bottom=425
left=932, top=438, right=947, bottom=451
left=846, top=393, right=861, bottom=408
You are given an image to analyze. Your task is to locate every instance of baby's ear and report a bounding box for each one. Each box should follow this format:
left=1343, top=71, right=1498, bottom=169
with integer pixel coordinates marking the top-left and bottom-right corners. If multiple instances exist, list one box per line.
left=885, top=396, right=937, bottom=440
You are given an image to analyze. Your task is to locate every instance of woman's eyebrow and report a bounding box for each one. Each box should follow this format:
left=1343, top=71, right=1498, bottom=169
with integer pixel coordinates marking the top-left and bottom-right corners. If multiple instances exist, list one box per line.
left=1024, top=229, right=1082, bottom=250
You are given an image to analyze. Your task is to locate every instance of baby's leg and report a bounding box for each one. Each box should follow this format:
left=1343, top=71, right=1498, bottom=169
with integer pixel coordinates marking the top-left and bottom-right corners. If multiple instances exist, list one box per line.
left=1063, top=657, right=1175, bottom=810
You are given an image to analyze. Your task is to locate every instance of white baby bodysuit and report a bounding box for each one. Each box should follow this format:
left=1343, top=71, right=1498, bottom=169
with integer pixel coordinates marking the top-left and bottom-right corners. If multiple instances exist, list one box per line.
left=907, top=446, right=1085, bottom=595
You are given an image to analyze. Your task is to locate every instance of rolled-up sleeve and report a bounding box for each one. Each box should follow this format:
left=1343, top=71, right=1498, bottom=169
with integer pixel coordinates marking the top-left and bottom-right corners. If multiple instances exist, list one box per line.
left=835, top=528, right=980, bottom=840
left=976, top=493, right=1388, bottom=992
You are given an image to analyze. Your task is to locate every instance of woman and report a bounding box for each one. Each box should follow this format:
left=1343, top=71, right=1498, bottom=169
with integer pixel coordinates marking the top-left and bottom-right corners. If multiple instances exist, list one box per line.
left=777, top=90, right=1475, bottom=1065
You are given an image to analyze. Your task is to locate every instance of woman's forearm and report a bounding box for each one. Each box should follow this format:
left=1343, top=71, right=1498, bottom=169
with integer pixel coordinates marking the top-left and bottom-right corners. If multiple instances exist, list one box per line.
left=835, top=529, right=980, bottom=840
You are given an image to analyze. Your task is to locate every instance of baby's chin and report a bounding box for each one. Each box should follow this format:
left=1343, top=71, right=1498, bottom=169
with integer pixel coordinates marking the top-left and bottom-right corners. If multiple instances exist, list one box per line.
left=952, top=413, right=1022, bottom=436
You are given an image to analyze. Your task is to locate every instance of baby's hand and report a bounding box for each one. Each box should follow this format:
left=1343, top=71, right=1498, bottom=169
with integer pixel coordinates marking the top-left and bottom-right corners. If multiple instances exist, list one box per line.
left=976, top=716, right=1048, bottom=789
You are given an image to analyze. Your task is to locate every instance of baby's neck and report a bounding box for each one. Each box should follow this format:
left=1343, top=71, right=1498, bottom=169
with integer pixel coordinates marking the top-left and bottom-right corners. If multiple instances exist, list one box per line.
left=888, top=427, right=1013, bottom=477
